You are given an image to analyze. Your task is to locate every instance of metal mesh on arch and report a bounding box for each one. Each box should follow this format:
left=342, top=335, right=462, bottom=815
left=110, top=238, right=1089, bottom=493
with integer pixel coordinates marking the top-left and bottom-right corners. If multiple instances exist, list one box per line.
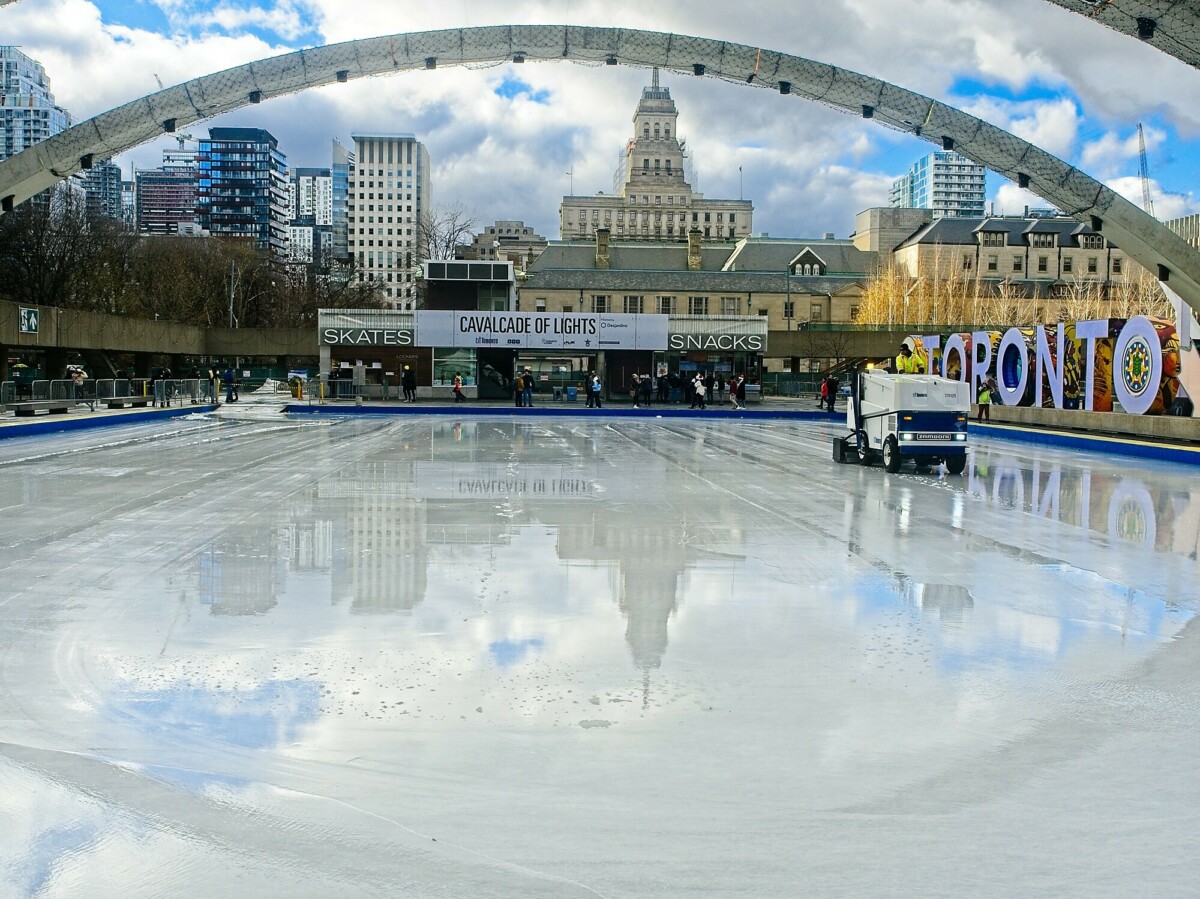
left=2, top=23, right=1199, bottom=313
left=1042, top=0, right=1200, bottom=70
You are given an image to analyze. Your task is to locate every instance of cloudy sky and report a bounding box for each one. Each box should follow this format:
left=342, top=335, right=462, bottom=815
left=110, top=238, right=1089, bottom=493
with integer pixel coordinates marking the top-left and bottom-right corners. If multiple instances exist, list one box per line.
left=5, top=0, right=1200, bottom=239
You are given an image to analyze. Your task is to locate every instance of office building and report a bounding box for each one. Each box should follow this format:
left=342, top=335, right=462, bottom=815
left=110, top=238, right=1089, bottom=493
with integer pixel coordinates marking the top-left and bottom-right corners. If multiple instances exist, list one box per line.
left=890, top=151, right=986, bottom=219
left=560, top=69, right=753, bottom=242
left=196, top=127, right=289, bottom=255
left=347, top=132, right=430, bottom=307
left=468, top=220, right=548, bottom=271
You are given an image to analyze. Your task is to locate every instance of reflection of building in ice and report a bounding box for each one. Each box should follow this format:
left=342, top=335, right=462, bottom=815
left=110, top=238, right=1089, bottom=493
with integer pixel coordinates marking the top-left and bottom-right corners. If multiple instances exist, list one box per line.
left=197, top=521, right=284, bottom=615
left=320, top=461, right=429, bottom=614
left=905, top=582, right=974, bottom=627
left=290, top=518, right=333, bottom=571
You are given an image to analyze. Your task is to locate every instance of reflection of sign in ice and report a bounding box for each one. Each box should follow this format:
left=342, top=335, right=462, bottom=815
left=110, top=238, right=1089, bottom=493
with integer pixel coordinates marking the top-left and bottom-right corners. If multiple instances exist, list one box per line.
left=18, top=307, right=38, bottom=334
left=413, top=462, right=596, bottom=500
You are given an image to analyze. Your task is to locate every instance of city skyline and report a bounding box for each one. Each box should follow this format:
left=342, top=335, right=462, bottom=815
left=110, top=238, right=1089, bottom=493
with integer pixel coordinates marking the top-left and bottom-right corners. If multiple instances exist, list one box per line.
left=2, top=1, right=1199, bottom=240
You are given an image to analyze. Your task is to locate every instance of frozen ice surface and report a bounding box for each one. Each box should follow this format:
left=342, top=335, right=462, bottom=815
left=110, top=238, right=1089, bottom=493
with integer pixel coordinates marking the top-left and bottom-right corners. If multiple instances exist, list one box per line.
left=1, top=410, right=1199, bottom=897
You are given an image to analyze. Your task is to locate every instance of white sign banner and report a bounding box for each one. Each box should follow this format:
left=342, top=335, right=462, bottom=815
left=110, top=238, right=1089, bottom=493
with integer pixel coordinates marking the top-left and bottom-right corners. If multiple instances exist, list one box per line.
left=414, top=311, right=668, bottom=351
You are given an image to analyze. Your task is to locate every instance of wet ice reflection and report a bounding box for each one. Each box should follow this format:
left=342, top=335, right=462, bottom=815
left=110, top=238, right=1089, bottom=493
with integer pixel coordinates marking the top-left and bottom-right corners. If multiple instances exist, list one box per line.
left=3, top=417, right=1200, bottom=895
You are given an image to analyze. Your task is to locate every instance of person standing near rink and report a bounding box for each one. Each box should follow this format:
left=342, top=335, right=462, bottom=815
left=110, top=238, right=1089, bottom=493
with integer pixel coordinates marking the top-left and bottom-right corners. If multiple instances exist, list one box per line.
left=513, top=370, right=525, bottom=408
left=222, top=365, right=237, bottom=403
left=523, top=368, right=535, bottom=408
left=401, top=365, right=417, bottom=402
left=452, top=372, right=465, bottom=403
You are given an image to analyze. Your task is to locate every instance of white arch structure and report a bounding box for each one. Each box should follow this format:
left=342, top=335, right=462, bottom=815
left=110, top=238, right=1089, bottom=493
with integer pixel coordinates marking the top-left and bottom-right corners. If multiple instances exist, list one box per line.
left=2, top=24, right=1200, bottom=313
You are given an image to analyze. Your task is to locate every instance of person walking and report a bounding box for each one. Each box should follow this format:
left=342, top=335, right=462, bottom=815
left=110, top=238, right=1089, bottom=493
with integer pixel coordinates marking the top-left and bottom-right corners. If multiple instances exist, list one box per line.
left=977, top=376, right=995, bottom=422
left=222, top=365, right=236, bottom=403
left=737, top=374, right=747, bottom=410
left=819, top=376, right=830, bottom=409
left=631, top=373, right=642, bottom=408
left=729, top=375, right=741, bottom=410
left=402, top=365, right=417, bottom=402
left=585, top=371, right=596, bottom=408
left=640, top=373, right=653, bottom=408
left=693, top=375, right=707, bottom=409
left=826, top=376, right=839, bottom=412
left=590, top=372, right=603, bottom=408
left=452, top=371, right=465, bottom=403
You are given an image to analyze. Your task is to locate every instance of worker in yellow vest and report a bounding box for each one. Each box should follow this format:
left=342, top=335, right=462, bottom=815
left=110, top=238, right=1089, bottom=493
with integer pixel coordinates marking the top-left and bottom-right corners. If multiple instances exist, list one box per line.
left=896, top=344, right=920, bottom=374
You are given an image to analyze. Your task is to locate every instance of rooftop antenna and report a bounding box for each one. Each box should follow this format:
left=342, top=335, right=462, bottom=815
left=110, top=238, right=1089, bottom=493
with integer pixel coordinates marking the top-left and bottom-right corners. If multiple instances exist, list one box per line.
left=652, top=67, right=659, bottom=89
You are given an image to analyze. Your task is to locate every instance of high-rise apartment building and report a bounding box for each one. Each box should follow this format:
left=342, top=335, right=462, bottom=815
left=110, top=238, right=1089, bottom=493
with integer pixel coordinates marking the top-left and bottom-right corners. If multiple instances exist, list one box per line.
left=293, top=168, right=333, bottom=224
left=196, top=127, right=289, bottom=255
left=890, top=151, right=986, bottom=219
left=331, top=139, right=353, bottom=261
left=0, top=46, right=71, bottom=162
left=348, top=133, right=430, bottom=307
left=560, top=69, right=753, bottom=242
left=135, top=147, right=200, bottom=235
left=81, top=159, right=124, bottom=221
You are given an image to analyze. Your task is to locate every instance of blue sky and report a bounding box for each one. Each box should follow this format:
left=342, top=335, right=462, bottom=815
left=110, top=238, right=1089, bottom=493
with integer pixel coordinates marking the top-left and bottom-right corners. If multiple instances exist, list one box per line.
left=5, top=0, right=1199, bottom=237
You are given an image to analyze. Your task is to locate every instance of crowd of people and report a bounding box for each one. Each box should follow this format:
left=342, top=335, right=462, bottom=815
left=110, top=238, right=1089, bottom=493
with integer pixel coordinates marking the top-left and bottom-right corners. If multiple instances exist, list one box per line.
left=625, top=371, right=749, bottom=410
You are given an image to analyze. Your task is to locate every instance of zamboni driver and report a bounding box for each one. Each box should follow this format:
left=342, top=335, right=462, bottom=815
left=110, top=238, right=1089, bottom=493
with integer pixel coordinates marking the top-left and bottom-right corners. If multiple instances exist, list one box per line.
left=895, top=344, right=922, bottom=374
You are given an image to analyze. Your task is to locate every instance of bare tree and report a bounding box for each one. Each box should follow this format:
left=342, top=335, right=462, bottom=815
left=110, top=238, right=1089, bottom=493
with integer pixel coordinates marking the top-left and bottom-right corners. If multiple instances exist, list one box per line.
left=417, top=205, right=480, bottom=263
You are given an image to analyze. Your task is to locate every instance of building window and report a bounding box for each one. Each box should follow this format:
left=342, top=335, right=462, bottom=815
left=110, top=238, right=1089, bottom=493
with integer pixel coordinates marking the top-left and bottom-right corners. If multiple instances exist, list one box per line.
left=593, top=295, right=610, bottom=313
left=1081, top=234, right=1104, bottom=249
left=987, top=255, right=998, bottom=272
left=962, top=254, right=973, bottom=271
left=1038, top=256, right=1049, bottom=273
left=1013, top=256, right=1023, bottom=272
left=1113, top=257, right=1123, bottom=274
left=536, top=298, right=546, bottom=312
left=623, top=295, right=644, bottom=313
left=784, top=300, right=795, bottom=319
left=810, top=302, right=824, bottom=321
left=688, top=296, right=708, bottom=315
left=657, top=296, right=674, bottom=314
left=1030, top=232, right=1055, bottom=248
left=982, top=231, right=1005, bottom=247
left=1063, top=256, right=1073, bottom=273
left=758, top=309, right=768, bottom=317
left=849, top=305, right=860, bottom=321
left=1087, top=256, right=1098, bottom=274
left=720, top=297, right=740, bottom=315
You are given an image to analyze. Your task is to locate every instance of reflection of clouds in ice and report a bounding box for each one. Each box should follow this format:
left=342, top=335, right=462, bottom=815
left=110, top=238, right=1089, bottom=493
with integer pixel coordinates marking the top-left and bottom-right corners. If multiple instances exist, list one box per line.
left=107, top=680, right=320, bottom=750
left=489, top=637, right=545, bottom=667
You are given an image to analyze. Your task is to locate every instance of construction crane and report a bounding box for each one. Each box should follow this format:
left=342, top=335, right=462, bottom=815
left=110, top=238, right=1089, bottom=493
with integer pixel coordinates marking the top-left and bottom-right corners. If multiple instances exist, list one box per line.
left=1137, top=122, right=1155, bottom=218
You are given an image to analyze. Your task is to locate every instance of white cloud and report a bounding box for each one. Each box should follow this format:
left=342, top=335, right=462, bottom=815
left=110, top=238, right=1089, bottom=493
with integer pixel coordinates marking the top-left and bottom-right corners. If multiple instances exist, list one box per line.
left=5, top=0, right=1200, bottom=239
left=1106, top=176, right=1198, bottom=222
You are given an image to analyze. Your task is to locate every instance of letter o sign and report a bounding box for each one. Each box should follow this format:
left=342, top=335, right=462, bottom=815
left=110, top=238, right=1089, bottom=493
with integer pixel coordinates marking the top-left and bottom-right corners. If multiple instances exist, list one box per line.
left=1113, top=315, right=1162, bottom=416
left=995, top=328, right=1028, bottom=406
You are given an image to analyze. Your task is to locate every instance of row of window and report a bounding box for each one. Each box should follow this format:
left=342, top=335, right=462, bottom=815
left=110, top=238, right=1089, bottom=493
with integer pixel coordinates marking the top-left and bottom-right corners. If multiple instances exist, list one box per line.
left=641, top=123, right=672, bottom=139
left=531, top=295, right=766, bottom=315
left=965, top=253, right=1123, bottom=274
left=574, top=209, right=736, bottom=223
left=981, top=232, right=1105, bottom=249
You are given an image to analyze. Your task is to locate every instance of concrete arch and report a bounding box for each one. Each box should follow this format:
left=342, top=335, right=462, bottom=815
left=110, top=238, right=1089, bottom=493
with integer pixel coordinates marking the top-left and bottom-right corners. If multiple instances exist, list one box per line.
left=2, top=24, right=1199, bottom=313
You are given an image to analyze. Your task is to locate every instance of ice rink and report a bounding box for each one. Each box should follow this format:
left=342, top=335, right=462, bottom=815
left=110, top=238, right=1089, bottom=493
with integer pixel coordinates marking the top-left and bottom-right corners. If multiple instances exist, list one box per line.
left=2, top=406, right=1199, bottom=897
